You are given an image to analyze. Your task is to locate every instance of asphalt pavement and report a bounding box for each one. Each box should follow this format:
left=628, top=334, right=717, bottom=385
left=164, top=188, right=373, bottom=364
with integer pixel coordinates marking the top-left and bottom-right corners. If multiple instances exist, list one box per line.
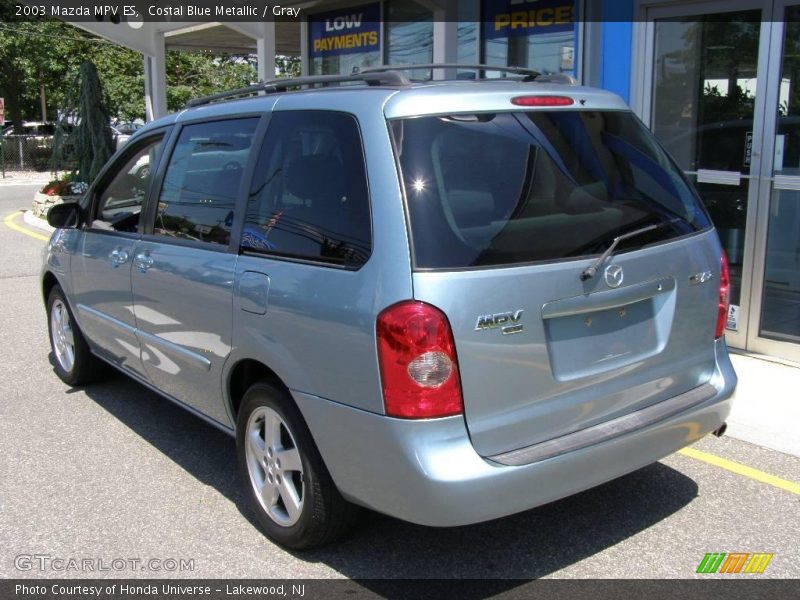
left=0, top=184, right=798, bottom=579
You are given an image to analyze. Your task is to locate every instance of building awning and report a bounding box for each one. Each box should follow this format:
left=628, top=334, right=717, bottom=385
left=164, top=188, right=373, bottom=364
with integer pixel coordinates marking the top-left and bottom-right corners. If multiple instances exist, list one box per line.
left=165, top=22, right=301, bottom=55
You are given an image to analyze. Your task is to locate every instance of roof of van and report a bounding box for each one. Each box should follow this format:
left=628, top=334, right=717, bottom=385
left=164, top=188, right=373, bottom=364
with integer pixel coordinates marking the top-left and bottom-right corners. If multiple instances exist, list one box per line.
left=134, top=78, right=630, bottom=137
left=381, top=80, right=629, bottom=118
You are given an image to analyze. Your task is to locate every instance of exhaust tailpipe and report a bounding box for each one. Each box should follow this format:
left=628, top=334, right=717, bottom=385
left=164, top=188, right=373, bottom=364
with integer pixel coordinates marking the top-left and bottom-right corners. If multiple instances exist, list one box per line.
left=713, top=422, right=727, bottom=438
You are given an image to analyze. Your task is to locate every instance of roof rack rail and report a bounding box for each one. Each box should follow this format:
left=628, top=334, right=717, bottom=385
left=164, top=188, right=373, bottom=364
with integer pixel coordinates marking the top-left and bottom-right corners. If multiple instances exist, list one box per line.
left=360, top=63, right=542, bottom=80
left=186, top=70, right=411, bottom=108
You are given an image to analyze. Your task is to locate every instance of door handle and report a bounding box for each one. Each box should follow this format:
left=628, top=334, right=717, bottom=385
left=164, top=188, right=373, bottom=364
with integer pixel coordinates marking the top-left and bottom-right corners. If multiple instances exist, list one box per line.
left=109, top=248, right=129, bottom=268
left=134, top=253, right=154, bottom=273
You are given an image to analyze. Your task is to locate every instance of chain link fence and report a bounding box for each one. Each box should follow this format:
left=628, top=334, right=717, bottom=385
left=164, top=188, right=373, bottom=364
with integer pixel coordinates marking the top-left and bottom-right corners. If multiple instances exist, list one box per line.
left=0, top=135, right=76, bottom=176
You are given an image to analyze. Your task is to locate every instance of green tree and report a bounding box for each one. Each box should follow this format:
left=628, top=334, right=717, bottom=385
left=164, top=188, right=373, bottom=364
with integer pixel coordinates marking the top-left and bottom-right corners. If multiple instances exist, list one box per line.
left=276, top=55, right=302, bottom=78
left=0, top=6, right=95, bottom=130
left=91, top=46, right=146, bottom=121
left=165, top=52, right=256, bottom=111
left=56, top=61, right=114, bottom=183
left=1, top=7, right=296, bottom=126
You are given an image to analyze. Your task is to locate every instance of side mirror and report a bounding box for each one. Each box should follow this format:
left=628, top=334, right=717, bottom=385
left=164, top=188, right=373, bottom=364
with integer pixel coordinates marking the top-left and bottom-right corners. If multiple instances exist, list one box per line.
left=47, top=202, right=83, bottom=229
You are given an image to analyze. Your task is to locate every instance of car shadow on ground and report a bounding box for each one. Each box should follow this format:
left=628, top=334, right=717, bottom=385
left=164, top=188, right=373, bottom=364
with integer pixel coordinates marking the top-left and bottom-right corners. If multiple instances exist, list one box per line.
left=74, top=364, right=699, bottom=581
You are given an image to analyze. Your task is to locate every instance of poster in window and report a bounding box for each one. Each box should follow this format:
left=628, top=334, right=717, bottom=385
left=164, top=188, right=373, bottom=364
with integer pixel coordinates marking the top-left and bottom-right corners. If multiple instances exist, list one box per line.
left=309, top=3, right=381, bottom=58
left=482, top=0, right=576, bottom=41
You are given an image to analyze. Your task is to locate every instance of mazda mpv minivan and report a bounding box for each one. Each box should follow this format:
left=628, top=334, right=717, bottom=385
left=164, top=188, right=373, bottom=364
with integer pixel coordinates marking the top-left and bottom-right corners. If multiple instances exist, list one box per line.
left=42, top=65, right=737, bottom=549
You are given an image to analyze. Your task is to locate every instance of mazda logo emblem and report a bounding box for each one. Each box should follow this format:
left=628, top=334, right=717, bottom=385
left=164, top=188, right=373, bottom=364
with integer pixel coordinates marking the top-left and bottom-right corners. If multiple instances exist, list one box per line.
left=604, top=265, right=624, bottom=288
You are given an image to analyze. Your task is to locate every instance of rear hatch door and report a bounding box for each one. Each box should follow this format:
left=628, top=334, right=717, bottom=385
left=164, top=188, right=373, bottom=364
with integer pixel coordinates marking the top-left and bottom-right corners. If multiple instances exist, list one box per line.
left=391, top=107, right=722, bottom=457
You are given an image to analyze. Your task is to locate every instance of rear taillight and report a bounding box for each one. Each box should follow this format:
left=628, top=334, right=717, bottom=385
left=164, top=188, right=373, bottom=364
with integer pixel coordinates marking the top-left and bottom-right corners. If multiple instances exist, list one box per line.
left=716, top=252, right=731, bottom=339
left=376, top=301, right=463, bottom=419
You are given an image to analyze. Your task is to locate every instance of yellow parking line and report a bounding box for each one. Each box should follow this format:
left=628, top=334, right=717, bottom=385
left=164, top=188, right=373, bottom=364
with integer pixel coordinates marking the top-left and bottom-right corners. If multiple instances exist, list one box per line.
left=3, top=211, right=51, bottom=242
left=678, top=446, right=800, bottom=495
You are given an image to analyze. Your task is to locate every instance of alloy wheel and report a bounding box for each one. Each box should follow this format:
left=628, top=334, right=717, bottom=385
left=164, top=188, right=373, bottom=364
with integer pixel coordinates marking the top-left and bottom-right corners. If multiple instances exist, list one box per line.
left=50, top=298, right=75, bottom=373
left=245, top=406, right=305, bottom=527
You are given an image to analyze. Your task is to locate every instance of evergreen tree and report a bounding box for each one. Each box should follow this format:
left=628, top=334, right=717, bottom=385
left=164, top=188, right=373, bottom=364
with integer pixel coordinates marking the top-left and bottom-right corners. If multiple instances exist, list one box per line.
left=53, top=61, right=114, bottom=183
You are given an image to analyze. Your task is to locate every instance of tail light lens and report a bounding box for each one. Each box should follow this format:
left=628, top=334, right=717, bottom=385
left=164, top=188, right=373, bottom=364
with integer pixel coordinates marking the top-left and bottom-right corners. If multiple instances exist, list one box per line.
left=716, top=252, right=731, bottom=339
left=376, top=301, right=463, bottom=419
left=511, top=95, right=574, bottom=107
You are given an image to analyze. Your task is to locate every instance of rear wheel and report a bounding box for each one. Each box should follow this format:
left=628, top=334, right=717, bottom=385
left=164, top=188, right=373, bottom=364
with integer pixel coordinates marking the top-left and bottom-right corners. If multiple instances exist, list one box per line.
left=47, top=285, right=104, bottom=386
left=236, top=382, right=359, bottom=549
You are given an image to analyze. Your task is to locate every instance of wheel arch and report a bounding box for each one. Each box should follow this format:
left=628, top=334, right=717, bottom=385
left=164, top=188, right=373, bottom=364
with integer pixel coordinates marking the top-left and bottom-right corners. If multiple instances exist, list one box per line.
left=227, top=358, right=293, bottom=424
left=42, top=270, right=60, bottom=306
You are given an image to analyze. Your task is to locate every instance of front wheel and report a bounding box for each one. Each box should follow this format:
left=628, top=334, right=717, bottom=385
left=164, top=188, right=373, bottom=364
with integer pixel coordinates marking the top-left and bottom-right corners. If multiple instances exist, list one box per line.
left=47, top=285, right=104, bottom=386
left=236, top=382, right=359, bottom=549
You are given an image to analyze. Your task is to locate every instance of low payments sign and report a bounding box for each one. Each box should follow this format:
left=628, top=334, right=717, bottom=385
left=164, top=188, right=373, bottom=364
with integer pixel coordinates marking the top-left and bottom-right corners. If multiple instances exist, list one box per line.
left=309, top=3, right=380, bottom=58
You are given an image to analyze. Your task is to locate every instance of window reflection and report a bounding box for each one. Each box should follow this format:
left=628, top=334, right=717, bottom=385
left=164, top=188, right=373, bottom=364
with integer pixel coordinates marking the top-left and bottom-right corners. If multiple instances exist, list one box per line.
left=484, top=31, right=576, bottom=76
left=94, top=138, right=163, bottom=233
left=155, top=118, right=258, bottom=246
left=242, top=112, right=372, bottom=268
left=652, top=12, right=761, bottom=173
left=651, top=11, right=761, bottom=318
left=386, top=0, right=433, bottom=80
left=759, top=7, right=800, bottom=344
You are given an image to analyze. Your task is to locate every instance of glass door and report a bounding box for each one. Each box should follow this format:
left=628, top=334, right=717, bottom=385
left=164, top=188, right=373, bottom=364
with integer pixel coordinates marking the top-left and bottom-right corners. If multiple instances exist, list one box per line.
left=641, top=0, right=775, bottom=350
left=747, top=1, right=800, bottom=362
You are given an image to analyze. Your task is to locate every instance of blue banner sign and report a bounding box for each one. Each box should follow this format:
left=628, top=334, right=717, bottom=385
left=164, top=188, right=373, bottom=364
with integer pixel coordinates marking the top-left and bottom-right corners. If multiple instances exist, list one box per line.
left=482, top=0, right=576, bottom=40
left=309, top=3, right=381, bottom=58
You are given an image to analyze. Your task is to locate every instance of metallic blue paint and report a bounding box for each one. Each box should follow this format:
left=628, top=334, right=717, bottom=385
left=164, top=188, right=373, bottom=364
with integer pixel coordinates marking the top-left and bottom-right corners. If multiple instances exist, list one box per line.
left=42, top=78, right=738, bottom=528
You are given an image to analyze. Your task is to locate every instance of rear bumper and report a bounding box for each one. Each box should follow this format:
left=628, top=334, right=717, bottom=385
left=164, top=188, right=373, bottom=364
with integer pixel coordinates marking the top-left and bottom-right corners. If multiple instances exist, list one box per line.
left=293, top=338, right=736, bottom=527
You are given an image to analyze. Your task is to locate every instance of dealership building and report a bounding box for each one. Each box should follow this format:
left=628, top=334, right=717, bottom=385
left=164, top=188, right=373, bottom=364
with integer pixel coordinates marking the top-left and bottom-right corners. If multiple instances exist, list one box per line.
left=72, top=0, right=800, bottom=363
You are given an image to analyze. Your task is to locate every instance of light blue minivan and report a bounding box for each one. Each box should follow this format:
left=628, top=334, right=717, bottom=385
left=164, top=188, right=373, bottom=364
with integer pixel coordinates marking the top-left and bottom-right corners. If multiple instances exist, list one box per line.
left=42, top=65, right=736, bottom=549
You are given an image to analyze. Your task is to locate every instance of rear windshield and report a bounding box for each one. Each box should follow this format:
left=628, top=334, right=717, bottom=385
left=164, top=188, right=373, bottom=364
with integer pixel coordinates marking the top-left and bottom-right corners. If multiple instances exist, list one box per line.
left=391, top=110, right=711, bottom=269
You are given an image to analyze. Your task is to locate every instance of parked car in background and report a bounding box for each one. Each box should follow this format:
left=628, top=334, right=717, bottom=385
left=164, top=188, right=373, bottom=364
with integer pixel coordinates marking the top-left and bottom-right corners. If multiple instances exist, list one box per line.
left=1, top=121, right=57, bottom=137
left=110, top=122, right=144, bottom=150
left=1, top=122, right=60, bottom=170
left=41, top=65, right=737, bottom=550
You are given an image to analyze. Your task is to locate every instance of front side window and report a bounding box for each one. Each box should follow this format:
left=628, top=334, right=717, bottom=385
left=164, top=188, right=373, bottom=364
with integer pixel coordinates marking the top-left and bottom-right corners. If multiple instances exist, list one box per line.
left=242, top=111, right=371, bottom=268
left=154, top=118, right=258, bottom=246
left=93, top=136, right=164, bottom=233
left=393, top=110, right=712, bottom=269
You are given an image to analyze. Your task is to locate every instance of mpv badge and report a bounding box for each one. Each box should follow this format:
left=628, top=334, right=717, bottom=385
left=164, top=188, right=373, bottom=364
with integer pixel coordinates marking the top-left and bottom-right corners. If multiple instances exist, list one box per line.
left=604, top=265, right=624, bottom=288
left=475, top=310, right=524, bottom=335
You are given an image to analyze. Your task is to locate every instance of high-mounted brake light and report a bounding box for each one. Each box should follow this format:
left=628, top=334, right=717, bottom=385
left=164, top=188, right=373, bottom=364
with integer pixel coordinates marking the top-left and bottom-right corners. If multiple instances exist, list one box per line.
left=716, top=252, right=731, bottom=339
left=376, top=301, right=463, bottom=419
left=511, top=95, right=575, bottom=107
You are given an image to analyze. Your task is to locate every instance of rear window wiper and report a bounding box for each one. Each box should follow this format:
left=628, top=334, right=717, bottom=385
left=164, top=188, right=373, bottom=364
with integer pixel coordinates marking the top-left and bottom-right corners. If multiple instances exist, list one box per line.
left=579, top=218, right=681, bottom=281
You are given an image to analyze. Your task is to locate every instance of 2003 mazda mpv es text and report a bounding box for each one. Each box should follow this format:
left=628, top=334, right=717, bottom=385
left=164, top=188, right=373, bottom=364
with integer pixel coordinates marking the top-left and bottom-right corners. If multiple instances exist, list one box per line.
left=42, top=65, right=737, bottom=549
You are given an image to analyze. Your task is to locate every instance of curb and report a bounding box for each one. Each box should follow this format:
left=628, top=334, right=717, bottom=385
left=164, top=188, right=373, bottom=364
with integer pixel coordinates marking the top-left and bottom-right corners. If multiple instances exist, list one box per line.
left=0, top=175, right=52, bottom=187
left=23, top=210, right=55, bottom=233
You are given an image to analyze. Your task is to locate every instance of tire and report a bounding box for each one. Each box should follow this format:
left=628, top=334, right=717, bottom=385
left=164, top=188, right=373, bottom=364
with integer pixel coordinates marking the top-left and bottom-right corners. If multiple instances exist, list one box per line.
left=236, top=382, right=360, bottom=549
left=47, top=285, right=104, bottom=386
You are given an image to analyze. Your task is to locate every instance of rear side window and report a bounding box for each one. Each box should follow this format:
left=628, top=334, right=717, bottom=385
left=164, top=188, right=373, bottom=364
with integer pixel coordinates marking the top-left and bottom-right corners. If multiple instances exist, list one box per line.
left=392, top=111, right=711, bottom=269
left=154, top=118, right=258, bottom=246
left=241, top=111, right=371, bottom=268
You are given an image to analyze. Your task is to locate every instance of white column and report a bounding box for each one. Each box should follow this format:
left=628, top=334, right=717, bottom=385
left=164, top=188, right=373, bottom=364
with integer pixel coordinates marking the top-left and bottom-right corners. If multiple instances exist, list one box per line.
left=143, top=32, right=168, bottom=121
left=256, top=21, right=277, bottom=82
left=300, top=19, right=309, bottom=76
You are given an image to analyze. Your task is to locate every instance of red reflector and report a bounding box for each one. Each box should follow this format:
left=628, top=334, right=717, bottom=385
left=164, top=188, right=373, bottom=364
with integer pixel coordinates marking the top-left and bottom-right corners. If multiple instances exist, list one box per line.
left=716, top=252, right=731, bottom=339
left=376, top=301, right=463, bottom=419
left=511, top=95, right=575, bottom=107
